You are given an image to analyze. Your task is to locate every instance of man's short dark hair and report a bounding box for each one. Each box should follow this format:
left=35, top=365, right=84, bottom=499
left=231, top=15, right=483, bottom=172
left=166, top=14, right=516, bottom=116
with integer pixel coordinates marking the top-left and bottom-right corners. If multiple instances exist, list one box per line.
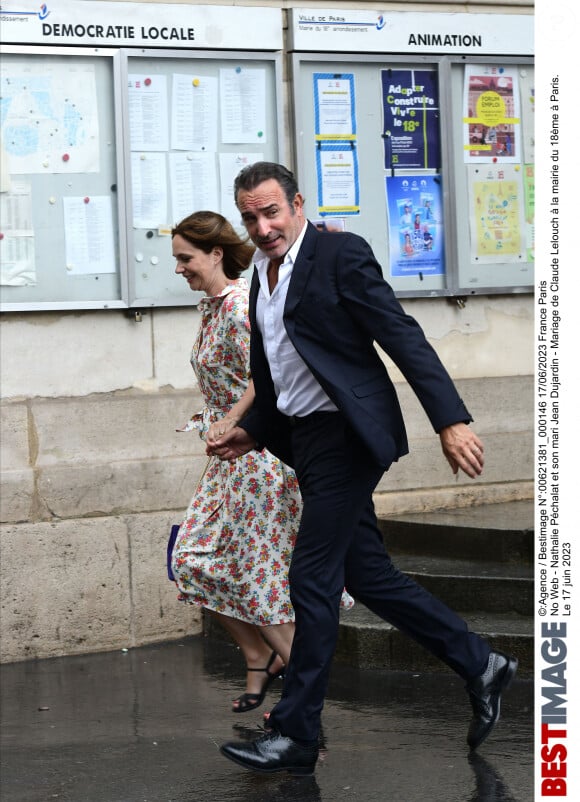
left=234, top=161, right=299, bottom=209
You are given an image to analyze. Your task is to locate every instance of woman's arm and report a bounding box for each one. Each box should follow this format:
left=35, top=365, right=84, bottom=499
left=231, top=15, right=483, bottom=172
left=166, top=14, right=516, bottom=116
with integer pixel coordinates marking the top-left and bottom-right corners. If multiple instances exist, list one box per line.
left=206, top=380, right=256, bottom=443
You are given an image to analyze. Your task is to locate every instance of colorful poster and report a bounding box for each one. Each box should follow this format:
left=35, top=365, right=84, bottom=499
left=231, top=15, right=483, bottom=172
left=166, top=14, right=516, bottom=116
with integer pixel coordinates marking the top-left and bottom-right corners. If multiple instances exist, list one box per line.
left=381, top=69, right=440, bottom=169
left=467, top=164, right=526, bottom=262
left=463, top=65, right=521, bottom=162
left=386, top=175, right=444, bottom=277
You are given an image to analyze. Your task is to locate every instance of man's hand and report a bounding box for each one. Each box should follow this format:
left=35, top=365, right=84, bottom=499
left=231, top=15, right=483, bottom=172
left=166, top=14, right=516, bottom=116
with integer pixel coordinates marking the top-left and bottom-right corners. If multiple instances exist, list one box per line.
left=206, top=426, right=255, bottom=461
left=439, top=423, right=484, bottom=478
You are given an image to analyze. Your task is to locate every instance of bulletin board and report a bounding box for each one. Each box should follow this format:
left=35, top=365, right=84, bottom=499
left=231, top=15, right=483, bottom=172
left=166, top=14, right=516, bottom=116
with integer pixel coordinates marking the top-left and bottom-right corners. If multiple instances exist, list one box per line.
left=0, top=47, right=283, bottom=311
left=291, top=53, right=447, bottom=297
left=0, top=48, right=127, bottom=309
left=121, top=50, right=283, bottom=308
left=445, top=57, right=535, bottom=295
left=291, top=52, right=534, bottom=298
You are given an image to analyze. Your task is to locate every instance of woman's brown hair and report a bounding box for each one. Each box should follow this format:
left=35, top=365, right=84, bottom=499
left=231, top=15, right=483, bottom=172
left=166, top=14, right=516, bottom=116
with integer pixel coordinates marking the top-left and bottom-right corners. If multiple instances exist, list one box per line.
left=172, top=211, right=255, bottom=280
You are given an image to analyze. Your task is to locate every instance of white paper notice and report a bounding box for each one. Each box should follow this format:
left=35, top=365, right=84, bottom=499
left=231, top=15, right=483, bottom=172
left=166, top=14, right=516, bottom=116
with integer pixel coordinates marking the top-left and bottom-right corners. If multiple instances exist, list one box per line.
left=0, top=180, right=33, bottom=233
left=171, top=74, right=218, bottom=152
left=220, top=68, right=267, bottom=144
left=0, top=181, right=36, bottom=286
left=0, top=236, right=36, bottom=286
left=169, top=152, right=219, bottom=224
left=319, top=148, right=358, bottom=212
left=131, top=152, right=168, bottom=228
left=128, top=75, right=169, bottom=152
left=219, top=152, right=263, bottom=225
left=62, top=196, right=116, bottom=275
left=315, top=75, right=355, bottom=138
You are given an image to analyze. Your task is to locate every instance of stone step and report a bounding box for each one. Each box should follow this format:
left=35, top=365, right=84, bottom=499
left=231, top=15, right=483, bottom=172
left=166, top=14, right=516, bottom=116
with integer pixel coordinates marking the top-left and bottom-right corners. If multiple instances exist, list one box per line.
left=392, top=554, right=532, bottom=615
left=379, top=500, right=534, bottom=565
left=336, top=604, right=533, bottom=677
left=204, top=501, right=535, bottom=677
left=333, top=502, right=535, bottom=677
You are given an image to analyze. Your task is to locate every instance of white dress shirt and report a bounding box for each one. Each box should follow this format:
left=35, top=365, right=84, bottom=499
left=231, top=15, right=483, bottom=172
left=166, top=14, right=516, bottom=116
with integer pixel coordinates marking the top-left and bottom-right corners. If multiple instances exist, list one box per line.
left=254, top=222, right=337, bottom=417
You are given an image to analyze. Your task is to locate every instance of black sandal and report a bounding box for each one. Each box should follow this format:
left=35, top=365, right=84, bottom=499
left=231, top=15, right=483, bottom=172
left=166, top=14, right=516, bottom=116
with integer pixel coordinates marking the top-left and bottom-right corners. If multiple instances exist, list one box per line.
left=232, top=651, right=284, bottom=713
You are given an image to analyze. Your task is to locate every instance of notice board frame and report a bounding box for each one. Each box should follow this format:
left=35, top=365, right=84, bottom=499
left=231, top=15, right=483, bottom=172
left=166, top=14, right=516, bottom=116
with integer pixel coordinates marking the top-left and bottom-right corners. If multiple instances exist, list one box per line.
left=120, top=48, right=285, bottom=309
left=0, top=45, right=129, bottom=311
left=0, top=45, right=284, bottom=312
left=290, top=51, right=534, bottom=299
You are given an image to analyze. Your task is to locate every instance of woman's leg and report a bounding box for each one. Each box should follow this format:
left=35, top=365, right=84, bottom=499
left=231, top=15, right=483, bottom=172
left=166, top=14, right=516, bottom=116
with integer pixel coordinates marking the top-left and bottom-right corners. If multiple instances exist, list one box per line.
left=209, top=612, right=287, bottom=704
left=262, top=621, right=295, bottom=667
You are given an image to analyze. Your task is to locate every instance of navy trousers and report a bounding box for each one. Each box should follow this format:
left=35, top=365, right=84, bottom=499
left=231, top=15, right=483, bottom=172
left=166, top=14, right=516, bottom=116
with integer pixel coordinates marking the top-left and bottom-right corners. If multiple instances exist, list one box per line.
left=268, top=411, right=490, bottom=743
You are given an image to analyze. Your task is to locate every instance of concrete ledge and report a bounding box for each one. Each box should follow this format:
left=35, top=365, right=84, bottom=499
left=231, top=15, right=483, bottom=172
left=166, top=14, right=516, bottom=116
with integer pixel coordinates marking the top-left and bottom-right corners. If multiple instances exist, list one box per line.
left=0, top=469, right=35, bottom=522
left=373, top=480, right=533, bottom=516
left=34, top=455, right=207, bottom=520
left=0, top=513, right=200, bottom=664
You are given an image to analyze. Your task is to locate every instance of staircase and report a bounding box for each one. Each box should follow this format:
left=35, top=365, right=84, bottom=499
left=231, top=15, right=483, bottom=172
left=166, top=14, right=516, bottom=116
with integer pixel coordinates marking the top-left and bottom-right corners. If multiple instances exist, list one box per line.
left=203, top=500, right=534, bottom=678
left=335, top=500, right=534, bottom=677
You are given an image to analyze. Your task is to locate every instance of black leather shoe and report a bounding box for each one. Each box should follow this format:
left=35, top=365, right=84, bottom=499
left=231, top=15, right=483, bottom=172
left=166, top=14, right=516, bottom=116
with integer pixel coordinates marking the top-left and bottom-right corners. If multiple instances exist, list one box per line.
left=466, top=650, right=518, bottom=750
left=220, top=729, right=319, bottom=775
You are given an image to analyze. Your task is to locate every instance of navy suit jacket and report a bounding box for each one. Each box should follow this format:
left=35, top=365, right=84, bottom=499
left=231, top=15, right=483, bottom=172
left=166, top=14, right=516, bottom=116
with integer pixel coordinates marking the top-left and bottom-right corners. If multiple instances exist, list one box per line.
left=241, top=222, right=472, bottom=470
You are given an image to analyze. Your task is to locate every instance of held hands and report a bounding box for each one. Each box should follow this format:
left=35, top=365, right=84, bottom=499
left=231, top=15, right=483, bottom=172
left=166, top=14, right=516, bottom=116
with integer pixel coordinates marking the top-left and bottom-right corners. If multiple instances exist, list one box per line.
left=206, top=416, right=238, bottom=445
left=206, top=424, right=255, bottom=461
left=439, top=423, right=484, bottom=478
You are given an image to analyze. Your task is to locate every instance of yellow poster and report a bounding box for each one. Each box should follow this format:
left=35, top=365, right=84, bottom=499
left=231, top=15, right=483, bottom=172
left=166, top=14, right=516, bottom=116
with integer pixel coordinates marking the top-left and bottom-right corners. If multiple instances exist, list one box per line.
left=463, top=65, right=521, bottom=163
left=468, top=164, right=526, bottom=263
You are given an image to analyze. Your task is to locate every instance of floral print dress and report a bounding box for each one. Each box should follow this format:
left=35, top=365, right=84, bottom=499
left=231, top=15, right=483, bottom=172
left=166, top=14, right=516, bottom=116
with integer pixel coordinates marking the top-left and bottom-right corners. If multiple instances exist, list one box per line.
left=171, top=279, right=301, bottom=625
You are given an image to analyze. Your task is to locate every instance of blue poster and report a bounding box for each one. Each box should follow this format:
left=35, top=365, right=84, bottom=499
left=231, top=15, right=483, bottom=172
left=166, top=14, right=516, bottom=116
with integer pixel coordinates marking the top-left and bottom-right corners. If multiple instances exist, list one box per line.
left=381, top=69, right=440, bottom=169
left=386, top=175, right=444, bottom=278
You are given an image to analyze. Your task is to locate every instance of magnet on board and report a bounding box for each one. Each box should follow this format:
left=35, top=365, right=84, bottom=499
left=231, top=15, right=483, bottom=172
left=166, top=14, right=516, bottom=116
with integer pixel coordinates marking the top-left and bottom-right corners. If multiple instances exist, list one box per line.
left=144, top=78, right=152, bottom=86
left=62, top=153, right=70, bottom=162
left=84, top=197, right=90, bottom=204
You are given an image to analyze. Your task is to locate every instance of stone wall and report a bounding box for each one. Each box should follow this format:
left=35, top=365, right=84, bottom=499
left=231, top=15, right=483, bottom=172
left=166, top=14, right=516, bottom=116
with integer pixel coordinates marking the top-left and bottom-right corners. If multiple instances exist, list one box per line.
left=0, top=374, right=533, bottom=663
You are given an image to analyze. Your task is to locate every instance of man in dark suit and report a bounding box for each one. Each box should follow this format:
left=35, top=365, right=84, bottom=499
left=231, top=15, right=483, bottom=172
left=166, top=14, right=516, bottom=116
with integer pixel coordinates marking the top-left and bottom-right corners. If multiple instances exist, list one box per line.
left=211, top=162, right=517, bottom=776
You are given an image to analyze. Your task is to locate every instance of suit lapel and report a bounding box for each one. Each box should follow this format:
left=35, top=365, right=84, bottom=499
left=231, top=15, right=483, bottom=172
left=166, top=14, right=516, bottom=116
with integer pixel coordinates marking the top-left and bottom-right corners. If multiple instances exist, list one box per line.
left=248, top=265, right=260, bottom=327
left=284, top=222, right=318, bottom=319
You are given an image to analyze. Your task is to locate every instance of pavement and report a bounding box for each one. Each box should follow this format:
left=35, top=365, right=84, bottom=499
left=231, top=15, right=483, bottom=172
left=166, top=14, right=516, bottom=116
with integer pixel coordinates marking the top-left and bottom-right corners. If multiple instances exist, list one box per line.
left=0, top=634, right=533, bottom=802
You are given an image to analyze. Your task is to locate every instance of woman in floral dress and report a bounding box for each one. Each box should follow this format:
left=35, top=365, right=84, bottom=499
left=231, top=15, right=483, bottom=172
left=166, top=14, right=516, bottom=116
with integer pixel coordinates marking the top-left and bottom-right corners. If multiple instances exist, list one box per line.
left=170, top=211, right=299, bottom=712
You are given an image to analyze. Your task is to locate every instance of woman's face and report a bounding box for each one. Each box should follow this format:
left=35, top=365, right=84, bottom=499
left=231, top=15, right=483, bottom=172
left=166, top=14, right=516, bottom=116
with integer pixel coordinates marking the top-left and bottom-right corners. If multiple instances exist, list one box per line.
left=172, top=235, right=225, bottom=295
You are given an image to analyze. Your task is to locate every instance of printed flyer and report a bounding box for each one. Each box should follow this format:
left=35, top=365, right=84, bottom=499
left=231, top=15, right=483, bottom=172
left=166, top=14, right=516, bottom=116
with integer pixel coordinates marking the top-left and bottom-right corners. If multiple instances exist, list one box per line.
left=385, top=174, right=444, bottom=277
left=467, top=163, right=526, bottom=262
left=381, top=68, right=440, bottom=169
left=463, top=65, right=521, bottom=163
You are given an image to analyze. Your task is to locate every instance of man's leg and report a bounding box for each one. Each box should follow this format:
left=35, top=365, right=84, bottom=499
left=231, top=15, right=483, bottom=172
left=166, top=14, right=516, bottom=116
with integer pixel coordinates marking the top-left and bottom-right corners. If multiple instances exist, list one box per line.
left=268, top=412, right=383, bottom=743
left=343, top=500, right=489, bottom=679
left=342, top=489, right=517, bottom=751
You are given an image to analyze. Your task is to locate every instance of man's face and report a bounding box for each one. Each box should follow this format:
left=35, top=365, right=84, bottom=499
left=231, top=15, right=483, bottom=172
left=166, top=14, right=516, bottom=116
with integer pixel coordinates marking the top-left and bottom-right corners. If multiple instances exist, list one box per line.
left=236, top=178, right=305, bottom=264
